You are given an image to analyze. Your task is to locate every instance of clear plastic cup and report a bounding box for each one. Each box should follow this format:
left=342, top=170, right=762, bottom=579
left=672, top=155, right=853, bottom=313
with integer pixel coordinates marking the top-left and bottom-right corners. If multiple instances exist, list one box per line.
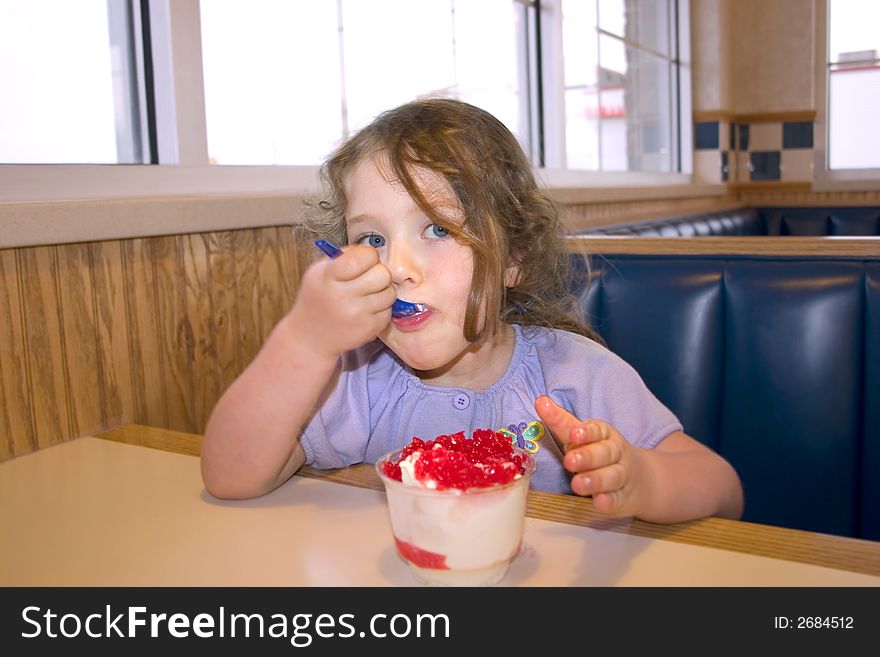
left=375, top=447, right=535, bottom=586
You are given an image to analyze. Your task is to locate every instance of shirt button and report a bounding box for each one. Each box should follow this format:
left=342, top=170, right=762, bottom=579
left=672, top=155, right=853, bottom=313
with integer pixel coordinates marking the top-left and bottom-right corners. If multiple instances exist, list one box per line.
left=453, top=393, right=470, bottom=410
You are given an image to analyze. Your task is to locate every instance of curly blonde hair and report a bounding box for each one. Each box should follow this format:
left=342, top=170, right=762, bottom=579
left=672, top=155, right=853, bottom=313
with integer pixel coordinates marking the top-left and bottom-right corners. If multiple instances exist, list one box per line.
left=301, top=97, right=600, bottom=344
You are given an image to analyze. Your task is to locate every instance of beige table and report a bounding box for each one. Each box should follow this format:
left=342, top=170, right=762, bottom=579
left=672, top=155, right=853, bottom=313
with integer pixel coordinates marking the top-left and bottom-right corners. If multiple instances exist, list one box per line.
left=2, top=425, right=879, bottom=586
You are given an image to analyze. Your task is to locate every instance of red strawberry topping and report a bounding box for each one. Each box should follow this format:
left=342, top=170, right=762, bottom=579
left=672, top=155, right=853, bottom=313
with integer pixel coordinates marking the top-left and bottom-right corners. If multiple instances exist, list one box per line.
left=381, top=429, right=526, bottom=490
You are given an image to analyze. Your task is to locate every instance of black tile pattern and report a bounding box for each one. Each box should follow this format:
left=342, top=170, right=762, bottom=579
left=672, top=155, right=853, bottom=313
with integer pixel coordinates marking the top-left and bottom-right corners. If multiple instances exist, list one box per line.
left=783, top=121, right=813, bottom=149
left=750, top=151, right=781, bottom=180
left=694, top=121, right=719, bottom=149
left=738, top=124, right=750, bottom=150
left=692, top=117, right=814, bottom=184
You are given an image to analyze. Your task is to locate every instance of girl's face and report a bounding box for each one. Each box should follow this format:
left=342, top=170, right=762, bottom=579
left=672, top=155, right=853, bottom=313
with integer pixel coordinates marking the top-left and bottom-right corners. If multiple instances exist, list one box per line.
left=344, top=156, right=514, bottom=389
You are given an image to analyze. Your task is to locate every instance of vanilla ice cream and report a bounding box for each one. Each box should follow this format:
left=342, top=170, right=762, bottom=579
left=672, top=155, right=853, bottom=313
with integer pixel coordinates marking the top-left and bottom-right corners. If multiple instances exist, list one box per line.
left=376, top=430, right=535, bottom=586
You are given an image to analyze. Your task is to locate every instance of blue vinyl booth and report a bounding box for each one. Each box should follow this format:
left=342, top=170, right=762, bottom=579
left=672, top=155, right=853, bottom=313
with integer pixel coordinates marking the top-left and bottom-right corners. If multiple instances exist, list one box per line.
left=572, top=249, right=879, bottom=540
left=585, top=206, right=880, bottom=237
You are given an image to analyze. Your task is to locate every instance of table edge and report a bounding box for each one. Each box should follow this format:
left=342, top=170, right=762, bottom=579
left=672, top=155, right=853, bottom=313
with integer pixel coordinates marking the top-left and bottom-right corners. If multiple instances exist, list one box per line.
left=94, top=424, right=880, bottom=578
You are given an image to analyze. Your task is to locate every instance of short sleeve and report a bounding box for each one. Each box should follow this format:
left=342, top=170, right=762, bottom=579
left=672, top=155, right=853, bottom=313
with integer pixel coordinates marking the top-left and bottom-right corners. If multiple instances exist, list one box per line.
left=575, top=353, right=682, bottom=449
left=530, top=329, right=682, bottom=450
left=299, top=341, right=386, bottom=468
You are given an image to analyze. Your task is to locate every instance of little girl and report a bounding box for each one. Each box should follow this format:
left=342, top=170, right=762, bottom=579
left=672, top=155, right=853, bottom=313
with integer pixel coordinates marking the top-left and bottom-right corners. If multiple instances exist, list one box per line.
left=201, top=98, right=743, bottom=523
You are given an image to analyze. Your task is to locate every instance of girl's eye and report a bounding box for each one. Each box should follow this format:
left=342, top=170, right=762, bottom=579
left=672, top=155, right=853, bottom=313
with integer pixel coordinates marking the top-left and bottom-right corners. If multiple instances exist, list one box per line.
left=356, top=233, right=386, bottom=248
left=424, top=224, right=450, bottom=239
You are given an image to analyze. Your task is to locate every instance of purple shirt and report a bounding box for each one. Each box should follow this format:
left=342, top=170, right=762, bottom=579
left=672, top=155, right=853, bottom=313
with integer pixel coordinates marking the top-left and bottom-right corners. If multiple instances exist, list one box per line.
left=300, top=324, right=682, bottom=494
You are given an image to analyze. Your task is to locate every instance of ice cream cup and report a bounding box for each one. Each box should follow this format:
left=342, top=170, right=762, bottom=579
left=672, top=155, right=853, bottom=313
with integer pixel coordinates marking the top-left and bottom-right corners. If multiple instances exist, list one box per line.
left=375, top=447, right=535, bottom=586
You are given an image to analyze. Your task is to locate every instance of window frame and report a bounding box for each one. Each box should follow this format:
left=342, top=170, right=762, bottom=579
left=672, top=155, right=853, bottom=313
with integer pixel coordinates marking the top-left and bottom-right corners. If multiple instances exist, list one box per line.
left=541, top=0, right=690, bottom=174
left=0, top=0, right=694, bottom=206
left=813, top=0, right=880, bottom=190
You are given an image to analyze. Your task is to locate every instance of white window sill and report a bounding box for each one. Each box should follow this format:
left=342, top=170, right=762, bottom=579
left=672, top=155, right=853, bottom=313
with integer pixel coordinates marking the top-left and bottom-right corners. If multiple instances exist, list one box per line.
left=0, top=165, right=724, bottom=248
left=0, top=164, right=709, bottom=202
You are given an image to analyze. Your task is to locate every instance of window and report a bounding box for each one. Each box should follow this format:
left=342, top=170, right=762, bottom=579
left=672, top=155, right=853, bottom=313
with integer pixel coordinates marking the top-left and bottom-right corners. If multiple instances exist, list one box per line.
left=826, top=0, right=880, bottom=170
left=555, top=0, right=680, bottom=172
left=199, top=0, right=527, bottom=166
left=1, top=0, right=687, bottom=175
left=0, top=0, right=147, bottom=164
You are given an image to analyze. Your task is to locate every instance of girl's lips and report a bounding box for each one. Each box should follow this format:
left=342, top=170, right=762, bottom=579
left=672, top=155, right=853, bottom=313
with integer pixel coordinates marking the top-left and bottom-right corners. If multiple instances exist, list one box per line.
left=391, top=306, right=435, bottom=331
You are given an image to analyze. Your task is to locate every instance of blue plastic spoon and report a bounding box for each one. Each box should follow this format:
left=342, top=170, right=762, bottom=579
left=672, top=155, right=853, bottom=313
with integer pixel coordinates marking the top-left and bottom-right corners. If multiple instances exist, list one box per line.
left=314, top=240, right=426, bottom=318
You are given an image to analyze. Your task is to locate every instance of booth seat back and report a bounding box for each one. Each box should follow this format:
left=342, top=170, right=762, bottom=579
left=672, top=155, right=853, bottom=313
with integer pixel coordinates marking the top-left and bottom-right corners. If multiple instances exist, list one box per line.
left=573, top=253, right=879, bottom=540
left=759, top=207, right=880, bottom=236
left=587, top=208, right=763, bottom=236
left=585, top=207, right=880, bottom=237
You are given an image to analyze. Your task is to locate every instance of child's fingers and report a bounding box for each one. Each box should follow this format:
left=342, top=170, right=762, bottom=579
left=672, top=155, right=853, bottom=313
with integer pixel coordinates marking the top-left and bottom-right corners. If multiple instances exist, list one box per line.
left=326, top=245, right=382, bottom=281
left=569, top=462, right=627, bottom=497
left=564, top=436, right=623, bottom=473
left=364, top=286, right=397, bottom=314
left=570, top=466, right=631, bottom=517
left=356, top=261, right=393, bottom=294
left=534, top=395, right=581, bottom=451
left=325, top=256, right=393, bottom=305
left=591, top=489, right=627, bottom=515
left=567, top=420, right=611, bottom=448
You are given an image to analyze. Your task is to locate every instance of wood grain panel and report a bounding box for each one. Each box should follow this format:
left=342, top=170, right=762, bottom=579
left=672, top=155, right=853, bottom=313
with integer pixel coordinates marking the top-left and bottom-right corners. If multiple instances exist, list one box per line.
left=152, top=235, right=195, bottom=432
left=56, top=243, right=104, bottom=437
left=182, top=233, right=219, bottom=432
left=18, top=246, right=68, bottom=449
left=121, top=238, right=167, bottom=429
left=90, top=240, right=134, bottom=428
left=1, top=225, right=306, bottom=460
left=737, top=189, right=880, bottom=207
left=567, top=235, right=880, bottom=257
left=231, top=229, right=262, bottom=378
left=275, top=225, right=299, bottom=308
left=254, top=227, right=288, bottom=344
left=205, top=231, right=240, bottom=401
left=0, top=249, right=35, bottom=459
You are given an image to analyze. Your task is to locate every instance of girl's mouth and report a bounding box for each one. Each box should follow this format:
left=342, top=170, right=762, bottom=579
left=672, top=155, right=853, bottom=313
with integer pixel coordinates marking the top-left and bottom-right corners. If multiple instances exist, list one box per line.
left=391, top=302, right=429, bottom=319
left=391, top=304, right=434, bottom=330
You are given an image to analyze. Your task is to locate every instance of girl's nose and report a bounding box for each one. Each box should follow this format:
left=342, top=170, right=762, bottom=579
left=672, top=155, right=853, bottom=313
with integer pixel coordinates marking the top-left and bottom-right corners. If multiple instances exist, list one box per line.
left=384, top=243, right=422, bottom=288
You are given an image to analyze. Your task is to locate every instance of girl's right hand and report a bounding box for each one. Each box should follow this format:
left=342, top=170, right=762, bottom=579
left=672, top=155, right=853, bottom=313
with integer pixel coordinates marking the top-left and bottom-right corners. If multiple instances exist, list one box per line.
left=285, top=244, right=397, bottom=360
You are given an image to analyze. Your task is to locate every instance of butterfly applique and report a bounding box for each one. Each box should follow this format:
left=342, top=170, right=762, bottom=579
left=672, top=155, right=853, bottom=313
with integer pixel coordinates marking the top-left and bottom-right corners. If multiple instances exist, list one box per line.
left=498, top=421, right=545, bottom=454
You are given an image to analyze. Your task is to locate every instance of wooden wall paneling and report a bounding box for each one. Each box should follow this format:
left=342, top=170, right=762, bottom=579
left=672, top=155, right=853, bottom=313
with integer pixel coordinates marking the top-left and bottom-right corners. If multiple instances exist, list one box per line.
left=0, top=249, right=35, bottom=460
left=121, top=238, right=167, bottom=429
left=736, top=189, right=880, bottom=207
left=90, top=240, right=135, bottom=429
left=275, top=225, right=300, bottom=310
left=55, top=242, right=104, bottom=438
left=568, top=236, right=880, bottom=257
left=231, top=229, right=262, bottom=378
left=17, top=246, right=69, bottom=449
left=254, top=227, right=288, bottom=345
left=152, top=235, right=196, bottom=433
left=1, top=225, right=306, bottom=459
left=183, top=232, right=220, bottom=433
left=207, top=231, right=241, bottom=404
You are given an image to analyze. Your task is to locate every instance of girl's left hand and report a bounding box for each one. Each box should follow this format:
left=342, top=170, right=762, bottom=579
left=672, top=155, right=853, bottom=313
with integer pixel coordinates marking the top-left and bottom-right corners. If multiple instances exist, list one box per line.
left=535, top=395, right=653, bottom=518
